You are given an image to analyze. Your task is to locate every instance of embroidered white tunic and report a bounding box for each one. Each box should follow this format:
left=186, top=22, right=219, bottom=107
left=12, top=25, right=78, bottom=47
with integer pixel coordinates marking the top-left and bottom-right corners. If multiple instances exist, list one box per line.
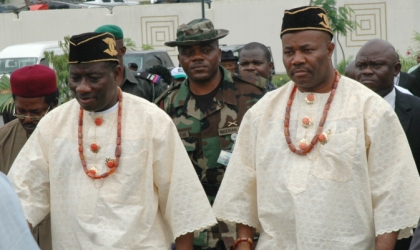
left=213, top=76, right=420, bottom=250
left=8, top=93, right=217, bottom=249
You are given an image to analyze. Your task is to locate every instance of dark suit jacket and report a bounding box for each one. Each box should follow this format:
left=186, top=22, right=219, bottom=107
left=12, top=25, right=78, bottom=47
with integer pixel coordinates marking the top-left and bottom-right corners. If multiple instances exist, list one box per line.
left=411, top=66, right=420, bottom=80
left=395, top=89, right=420, bottom=171
left=410, top=219, right=420, bottom=250
left=399, top=72, right=420, bottom=97
left=394, top=89, right=420, bottom=250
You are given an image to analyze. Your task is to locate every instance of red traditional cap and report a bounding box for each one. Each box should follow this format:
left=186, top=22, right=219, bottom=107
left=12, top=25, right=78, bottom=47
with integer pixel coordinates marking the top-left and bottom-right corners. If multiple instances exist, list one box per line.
left=10, top=65, right=57, bottom=98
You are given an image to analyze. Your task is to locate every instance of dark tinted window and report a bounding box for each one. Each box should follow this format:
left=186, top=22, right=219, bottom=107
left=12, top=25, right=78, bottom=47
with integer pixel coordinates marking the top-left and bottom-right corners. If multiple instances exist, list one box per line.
left=159, top=53, right=174, bottom=68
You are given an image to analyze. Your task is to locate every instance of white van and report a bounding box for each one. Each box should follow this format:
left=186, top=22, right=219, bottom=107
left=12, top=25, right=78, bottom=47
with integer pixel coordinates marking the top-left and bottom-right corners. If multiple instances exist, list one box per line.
left=0, top=41, right=63, bottom=75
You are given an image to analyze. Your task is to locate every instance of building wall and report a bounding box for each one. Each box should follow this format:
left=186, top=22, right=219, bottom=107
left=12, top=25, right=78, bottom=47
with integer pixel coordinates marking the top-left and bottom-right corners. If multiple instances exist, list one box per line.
left=0, top=0, right=419, bottom=73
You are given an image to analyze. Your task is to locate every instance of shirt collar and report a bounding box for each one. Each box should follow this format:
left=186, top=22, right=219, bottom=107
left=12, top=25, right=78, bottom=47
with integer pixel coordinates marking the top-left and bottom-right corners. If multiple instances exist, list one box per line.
left=383, top=87, right=396, bottom=109
left=88, top=101, right=119, bottom=116
left=394, top=72, right=400, bottom=86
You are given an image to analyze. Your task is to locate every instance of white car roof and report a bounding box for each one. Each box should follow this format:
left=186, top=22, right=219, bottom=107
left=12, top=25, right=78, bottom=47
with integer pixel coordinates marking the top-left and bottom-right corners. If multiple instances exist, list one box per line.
left=0, top=41, right=61, bottom=58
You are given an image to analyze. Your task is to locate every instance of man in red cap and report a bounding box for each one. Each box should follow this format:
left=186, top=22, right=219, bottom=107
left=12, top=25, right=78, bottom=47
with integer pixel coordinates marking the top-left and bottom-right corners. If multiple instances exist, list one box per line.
left=0, top=64, right=58, bottom=250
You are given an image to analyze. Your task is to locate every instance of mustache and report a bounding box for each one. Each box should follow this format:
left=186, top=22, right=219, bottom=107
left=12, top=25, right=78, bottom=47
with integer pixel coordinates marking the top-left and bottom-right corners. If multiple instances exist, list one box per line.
left=292, top=66, right=310, bottom=74
left=190, top=62, right=206, bottom=68
left=77, top=94, right=96, bottom=99
left=22, top=122, right=36, bottom=129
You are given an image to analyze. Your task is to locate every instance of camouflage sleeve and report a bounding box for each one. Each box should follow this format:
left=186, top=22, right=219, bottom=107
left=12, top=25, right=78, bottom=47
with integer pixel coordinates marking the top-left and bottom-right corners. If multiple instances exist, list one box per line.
left=153, top=82, right=181, bottom=109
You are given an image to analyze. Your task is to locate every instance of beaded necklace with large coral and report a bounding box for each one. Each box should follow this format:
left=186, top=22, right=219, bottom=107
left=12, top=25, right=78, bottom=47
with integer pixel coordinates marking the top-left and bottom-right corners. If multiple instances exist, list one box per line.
left=78, top=88, right=122, bottom=179
left=284, top=71, right=340, bottom=155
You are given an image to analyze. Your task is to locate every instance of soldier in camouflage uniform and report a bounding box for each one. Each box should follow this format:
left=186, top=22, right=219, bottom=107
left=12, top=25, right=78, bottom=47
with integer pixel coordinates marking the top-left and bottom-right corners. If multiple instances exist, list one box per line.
left=155, top=19, right=267, bottom=250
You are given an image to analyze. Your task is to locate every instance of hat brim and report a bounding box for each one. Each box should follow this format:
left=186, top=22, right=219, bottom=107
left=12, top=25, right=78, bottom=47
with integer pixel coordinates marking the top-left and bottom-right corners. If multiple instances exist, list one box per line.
left=221, top=56, right=238, bottom=62
left=164, top=29, right=229, bottom=47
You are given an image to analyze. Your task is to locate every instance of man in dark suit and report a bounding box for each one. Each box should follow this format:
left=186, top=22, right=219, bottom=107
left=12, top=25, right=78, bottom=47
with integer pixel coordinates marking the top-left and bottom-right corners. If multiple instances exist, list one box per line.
left=397, top=70, right=420, bottom=96
left=410, top=66, right=420, bottom=95
left=410, top=220, right=420, bottom=249
left=355, top=39, right=420, bottom=250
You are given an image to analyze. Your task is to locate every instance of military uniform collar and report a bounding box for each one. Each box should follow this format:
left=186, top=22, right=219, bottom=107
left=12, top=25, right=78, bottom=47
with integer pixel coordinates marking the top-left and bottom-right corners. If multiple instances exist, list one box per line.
left=173, top=66, right=237, bottom=109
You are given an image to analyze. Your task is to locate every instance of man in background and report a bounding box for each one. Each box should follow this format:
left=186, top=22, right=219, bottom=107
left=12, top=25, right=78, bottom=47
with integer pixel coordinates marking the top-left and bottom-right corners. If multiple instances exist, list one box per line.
left=128, top=62, right=138, bottom=72
left=157, top=18, right=267, bottom=250
left=355, top=38, right=420, bottom=250
left=394, top=58, right=419, bottom=96
left=95, top=25, right=166, bottom=102
left=171, top=66, right=187, bottom=84
left=238, top=42, right=276, bottom=91
left=220, top=50, right=238, bottom=74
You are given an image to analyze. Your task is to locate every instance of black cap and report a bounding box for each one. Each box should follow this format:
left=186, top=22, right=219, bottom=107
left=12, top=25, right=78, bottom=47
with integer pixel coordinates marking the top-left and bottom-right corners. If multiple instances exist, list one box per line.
left=221, top=50, right=238, bottom=62
left=281, top=6, right=333, bottom=39
left=69, top=32, right=120, bottom=64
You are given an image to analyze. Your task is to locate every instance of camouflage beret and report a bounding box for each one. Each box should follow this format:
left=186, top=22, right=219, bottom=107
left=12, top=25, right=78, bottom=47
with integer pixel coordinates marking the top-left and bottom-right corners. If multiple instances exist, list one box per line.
left=165, top=18, right=229, bottom=47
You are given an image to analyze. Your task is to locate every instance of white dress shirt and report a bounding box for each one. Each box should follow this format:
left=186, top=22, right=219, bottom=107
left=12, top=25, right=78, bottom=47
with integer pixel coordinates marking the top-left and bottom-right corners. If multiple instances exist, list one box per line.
left=384, top=87, right=396, bottom=109
left=394, top=72, right=400, bottom=86
left=385, top=86, right=413, bottom=110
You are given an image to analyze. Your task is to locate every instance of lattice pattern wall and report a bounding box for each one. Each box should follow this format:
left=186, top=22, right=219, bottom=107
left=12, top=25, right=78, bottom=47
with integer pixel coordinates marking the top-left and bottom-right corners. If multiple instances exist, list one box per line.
left=344, top=2, right=387, bottom=47
left=140, top=16, right=179, bottom=57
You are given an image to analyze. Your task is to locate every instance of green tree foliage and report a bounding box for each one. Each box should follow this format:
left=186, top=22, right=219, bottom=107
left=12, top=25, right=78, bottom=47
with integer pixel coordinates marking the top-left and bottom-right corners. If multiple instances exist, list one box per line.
left=398, top=31, right=420, bottom=72
left=310, top=0, right=359, bottom=60
left=124, top=38, right=137, bottom=51
left=336, top=56, right=354, bottom=75
left=414, top=31, right=420, bottom=47
left=399, top=52, right=417, bottom=72
left=44, top=37, right=73, bottom=104
left=0, top=75, right=13, bottom=113
left=272, top=74, right=290, bottom=88
left=141, top=44, right=154, bottom=50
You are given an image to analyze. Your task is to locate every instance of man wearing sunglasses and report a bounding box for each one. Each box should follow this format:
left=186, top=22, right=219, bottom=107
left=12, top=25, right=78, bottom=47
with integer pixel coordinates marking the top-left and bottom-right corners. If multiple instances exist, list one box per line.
left=0, top=64, right=58, bottom=250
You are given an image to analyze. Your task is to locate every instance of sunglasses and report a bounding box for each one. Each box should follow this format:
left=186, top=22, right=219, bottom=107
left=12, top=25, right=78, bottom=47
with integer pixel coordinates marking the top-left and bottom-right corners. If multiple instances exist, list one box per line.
left=13, top=106, right=50, bottom=121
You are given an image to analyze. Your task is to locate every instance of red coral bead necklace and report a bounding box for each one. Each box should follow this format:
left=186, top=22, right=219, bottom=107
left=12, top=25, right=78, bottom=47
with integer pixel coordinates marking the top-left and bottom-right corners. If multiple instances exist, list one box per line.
left=78, top=88, right=123, bottom=179
left=284, top=71, right=340, bottom=155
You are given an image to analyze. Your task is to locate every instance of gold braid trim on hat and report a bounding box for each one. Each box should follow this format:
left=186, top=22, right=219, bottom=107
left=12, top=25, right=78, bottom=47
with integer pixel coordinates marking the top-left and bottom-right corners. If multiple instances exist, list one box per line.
left=69, top=41, right=76, bottom=46
left=68, top=58, right=119, bottom=64
left=76, top=32, right=116, bottom=46
left=284, top=6, right=324, bottom=15
left=280, top=27, right=333, bottom=36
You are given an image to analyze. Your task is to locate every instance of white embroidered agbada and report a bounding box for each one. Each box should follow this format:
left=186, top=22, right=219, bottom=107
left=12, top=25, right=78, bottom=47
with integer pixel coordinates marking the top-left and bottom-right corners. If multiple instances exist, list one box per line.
left=8, top=93, right=217, bottom=249
left=213, top=76, right=420, bottom=250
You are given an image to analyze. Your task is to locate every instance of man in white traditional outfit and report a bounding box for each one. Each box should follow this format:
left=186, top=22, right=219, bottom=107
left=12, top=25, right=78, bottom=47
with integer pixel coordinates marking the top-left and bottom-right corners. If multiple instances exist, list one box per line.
left=213, top=6, right=420, bottom=250
left=8, top=32, right=216, bottom=249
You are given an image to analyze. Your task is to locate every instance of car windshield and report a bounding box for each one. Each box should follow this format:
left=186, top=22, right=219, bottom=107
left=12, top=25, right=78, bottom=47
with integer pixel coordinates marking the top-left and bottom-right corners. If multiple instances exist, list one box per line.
left=123, top=54, right=143, bottom=71
left=0, top=58, right=38, bottom=74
